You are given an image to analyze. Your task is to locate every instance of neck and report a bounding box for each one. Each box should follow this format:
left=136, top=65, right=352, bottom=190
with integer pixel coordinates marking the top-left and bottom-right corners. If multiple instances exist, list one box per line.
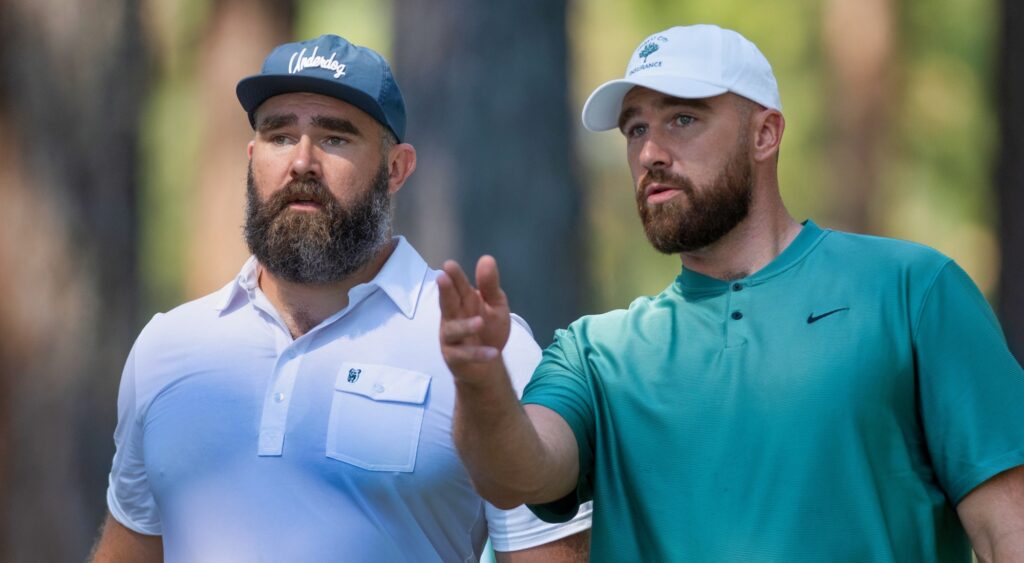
left=679, top=182, right=801, bottom=281
left=258, top=238, right=398, bottom=339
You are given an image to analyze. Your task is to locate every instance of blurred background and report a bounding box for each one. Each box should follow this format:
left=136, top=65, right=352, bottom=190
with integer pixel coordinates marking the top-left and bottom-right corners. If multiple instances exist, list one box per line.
left=1, top=0, right=1022, bottom=559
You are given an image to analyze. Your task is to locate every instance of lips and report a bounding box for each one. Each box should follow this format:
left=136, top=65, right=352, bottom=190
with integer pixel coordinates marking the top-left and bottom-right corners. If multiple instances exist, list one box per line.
left=286, top=198, right=324, bottom=210
left=643, top=183, right=684, bottom=205
left=274, top=185, right=332, bottom=213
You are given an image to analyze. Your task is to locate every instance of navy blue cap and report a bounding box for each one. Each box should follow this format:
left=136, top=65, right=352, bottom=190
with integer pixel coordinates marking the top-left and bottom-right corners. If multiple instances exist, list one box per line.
left=237, top=35, right=406, bottom=142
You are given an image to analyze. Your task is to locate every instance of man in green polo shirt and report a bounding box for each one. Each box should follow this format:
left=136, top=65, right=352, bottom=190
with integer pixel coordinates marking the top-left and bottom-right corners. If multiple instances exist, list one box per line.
left=437, top=24, right=1024, bottom=562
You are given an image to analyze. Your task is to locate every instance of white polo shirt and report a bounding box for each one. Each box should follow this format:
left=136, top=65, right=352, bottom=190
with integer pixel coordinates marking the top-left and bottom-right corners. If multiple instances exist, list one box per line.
left=106, top=237, right=591, bottom=562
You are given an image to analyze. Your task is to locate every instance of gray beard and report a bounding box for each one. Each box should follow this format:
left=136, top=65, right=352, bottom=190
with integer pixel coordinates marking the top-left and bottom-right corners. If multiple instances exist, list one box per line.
left=243, top=163, right=392, bottom=284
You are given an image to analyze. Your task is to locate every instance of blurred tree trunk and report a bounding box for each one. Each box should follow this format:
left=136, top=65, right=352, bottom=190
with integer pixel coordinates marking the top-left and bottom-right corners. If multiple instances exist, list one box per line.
left=822, top=0, right=897, bottom=233
left=997, top=0, right=1024, bottom=356
left=392, top=0, right=586, bottom=344
left=187, top=0, right=295, bottom=297
left=0, top=0, right=146, bottom=560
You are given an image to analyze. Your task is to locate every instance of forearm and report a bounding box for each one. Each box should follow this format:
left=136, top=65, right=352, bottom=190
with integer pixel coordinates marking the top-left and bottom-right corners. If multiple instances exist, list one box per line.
left=959, top=465, right=1024, bottom=563
left=439, top=257, right=579, bottom=507
left=89, top=513, right=163, bottom=563
left=452, top=359, right=573, bottom=508
left=970, top=512, right=1024, bottom=563
left=496, top=530, right=591, bottom=563
left=974, top=530, right=1024, bottom=563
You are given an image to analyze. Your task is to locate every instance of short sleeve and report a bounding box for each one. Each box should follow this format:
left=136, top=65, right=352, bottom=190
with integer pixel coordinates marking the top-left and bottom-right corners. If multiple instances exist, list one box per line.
left=106, top=340, right=162, bottom=535
left=520, top=328, right=596, bottom=523
left=502, top=313, right=543, bottom=395
left=914, top=261, right=1024, bottom=503
left=485, top=500, right=593, bottom=552
left=486, top=316, right=593, bottom=544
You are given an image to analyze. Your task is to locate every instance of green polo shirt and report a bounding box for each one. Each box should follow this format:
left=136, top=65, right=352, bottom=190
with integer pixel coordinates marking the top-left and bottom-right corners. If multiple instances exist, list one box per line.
left=521, top=220, right=1024, bottom=562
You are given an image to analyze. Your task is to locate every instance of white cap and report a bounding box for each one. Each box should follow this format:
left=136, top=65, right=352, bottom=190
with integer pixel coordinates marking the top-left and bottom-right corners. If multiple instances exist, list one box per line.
left=581, top=24, right=782, bottom=131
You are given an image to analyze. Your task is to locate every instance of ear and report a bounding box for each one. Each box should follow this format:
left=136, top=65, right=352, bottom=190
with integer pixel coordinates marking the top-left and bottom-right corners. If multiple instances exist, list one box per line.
left=247, top=140, right=255, bottom=160
left=751, top=109, right=785, bottom=163
left=385, top=143, right=417, bottom=195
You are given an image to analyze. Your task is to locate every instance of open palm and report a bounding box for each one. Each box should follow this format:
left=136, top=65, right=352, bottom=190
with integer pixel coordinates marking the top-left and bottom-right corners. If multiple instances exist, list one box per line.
left=438, top=256, right=511, bottom=373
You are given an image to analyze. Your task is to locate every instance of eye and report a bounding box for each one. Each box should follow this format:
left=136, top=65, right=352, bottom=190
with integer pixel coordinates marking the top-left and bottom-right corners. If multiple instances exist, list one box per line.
left=270, top=134, right=291, bottom=146
left=625, top=123, right=648, bottom=139
left=323, top=136, right=346, bottom=147
left=673, top=114, right=695, bottom=127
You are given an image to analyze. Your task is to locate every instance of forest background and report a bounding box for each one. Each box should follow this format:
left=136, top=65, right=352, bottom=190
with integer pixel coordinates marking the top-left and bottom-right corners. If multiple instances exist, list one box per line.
left=2, top=0, right=1022, bottom=560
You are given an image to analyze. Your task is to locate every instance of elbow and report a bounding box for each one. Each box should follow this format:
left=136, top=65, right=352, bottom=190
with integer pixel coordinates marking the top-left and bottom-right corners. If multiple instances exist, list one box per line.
left=487, top=496, right=525, bottom=510
left=473, top=481, right=533, bottom=510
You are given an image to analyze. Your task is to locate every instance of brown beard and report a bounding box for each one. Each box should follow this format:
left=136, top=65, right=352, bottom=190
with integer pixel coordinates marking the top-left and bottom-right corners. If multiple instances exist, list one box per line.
left=635, top=134, right=753, bottom=254
left=243, top=162, right=391, bottom=284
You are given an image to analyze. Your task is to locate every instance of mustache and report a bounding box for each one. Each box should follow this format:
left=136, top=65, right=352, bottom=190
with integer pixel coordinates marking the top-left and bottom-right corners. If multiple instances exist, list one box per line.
left=263, top=179, right=337, bottom=215
left=638, top=169, right=695, bottom=194
left=636, top=170, right=695, bottom=209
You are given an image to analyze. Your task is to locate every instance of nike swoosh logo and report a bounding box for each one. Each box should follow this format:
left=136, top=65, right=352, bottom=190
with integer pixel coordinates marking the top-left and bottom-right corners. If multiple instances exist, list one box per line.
left=807, top=307, right=850, bottom=324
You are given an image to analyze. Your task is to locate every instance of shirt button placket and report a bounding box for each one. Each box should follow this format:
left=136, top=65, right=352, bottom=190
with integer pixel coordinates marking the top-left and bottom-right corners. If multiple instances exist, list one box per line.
left=725, top=281, right=750, bottom=348
left=257, top=342, right=306, bottom=456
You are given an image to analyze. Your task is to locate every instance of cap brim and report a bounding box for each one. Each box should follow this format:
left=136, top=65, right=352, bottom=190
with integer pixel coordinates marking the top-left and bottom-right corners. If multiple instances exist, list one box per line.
left=581, top=75, right=728, bottom=131
left=236, top=74, right=401, bottom=141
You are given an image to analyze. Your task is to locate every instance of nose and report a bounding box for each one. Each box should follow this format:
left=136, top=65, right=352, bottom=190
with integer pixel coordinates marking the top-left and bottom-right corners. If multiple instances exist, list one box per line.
left=637, top=131, right=672, bottom=171
left=288, top=135, right=322, bottom=179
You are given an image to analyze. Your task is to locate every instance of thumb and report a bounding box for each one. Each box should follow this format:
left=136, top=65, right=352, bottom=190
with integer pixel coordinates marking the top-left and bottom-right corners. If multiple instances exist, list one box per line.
left=476, top=255, right=507, bottom=307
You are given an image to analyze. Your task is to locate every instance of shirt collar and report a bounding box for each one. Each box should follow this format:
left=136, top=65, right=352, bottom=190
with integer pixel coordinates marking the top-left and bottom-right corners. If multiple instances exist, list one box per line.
left=213, top=236, right=429, bottom=318
left=371, top=236, right=429, bottom=318
left=214, top=256, right=260, bottom=313
left=675, top=219, right=828, bottom=297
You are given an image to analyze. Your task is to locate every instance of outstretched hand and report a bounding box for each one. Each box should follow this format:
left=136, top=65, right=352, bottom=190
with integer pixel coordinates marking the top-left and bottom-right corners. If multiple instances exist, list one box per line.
left=438, top=256, right=511, bottom=377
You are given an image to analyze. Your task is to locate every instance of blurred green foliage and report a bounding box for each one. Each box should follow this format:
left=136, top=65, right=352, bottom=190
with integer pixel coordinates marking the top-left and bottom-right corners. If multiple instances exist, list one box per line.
left=296, top=0, right=392, bottom=57
left=138, top=0, right=1000, bottom=317
left=574, top=0, right=998, bottom=310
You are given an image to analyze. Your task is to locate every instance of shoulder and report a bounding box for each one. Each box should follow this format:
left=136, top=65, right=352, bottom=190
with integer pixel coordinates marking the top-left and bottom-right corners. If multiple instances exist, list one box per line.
left=135, top=285, right=233, bottom=348
left=806, top=229, right=967, bottom=324
left=128, top=284, right=241, bottom=397
left=541, top=290, right=673, bottom=370
left=817, top=228, right=952, bottom=274
left=560, top=289, right=670, bottom=341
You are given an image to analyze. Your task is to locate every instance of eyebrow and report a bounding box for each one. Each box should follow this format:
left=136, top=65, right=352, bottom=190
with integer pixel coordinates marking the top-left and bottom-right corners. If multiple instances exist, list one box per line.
left=617, top=107, right=641, bottom=131
left=255, top=113, right=364, bottom=138
left=311, top=115, right=363, bottom=138
left=257, top=113, right=297, bottom=133
left=617, top=96, right=714, bottom=131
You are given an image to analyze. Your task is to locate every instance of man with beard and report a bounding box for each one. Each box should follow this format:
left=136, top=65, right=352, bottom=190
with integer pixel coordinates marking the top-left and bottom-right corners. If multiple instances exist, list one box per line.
left=439, top=24, right=1024, bottom=562
left=90, top=35, right=591, bottom=562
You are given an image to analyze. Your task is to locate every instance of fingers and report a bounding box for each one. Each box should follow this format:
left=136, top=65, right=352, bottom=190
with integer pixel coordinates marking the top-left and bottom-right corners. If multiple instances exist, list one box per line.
left=437, top=272, right=461, bottom=320
left=441, top=316, right=484, bottom=343
left=475, top=255, right=507, bottom=307
left=442, top=345, right=499, bottom=363
left=443, top=260, right=477, bottom=304
left=439, top=260, right=480, bottom=318
left=438, top=257, right=509, bottom=371
left=440, top=314, right=499, bottom=364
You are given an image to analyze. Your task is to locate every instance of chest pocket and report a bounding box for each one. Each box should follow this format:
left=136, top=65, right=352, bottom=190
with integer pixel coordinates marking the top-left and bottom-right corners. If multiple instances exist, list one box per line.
left=326, top=362, right=431, bottom=472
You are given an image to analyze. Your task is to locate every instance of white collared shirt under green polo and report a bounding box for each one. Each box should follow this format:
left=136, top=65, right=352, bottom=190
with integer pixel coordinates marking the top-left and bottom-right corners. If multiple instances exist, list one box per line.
left=521, top=220, right=1024, bottom=562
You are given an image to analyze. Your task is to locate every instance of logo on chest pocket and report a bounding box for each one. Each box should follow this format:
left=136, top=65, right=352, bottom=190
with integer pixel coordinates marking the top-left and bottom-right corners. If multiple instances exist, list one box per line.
left=347, top=368, right=361, bottom=383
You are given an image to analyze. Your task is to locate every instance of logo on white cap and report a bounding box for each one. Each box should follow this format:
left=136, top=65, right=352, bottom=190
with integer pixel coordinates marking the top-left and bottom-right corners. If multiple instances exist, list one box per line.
left=581, top=25, right=782, bottom=132
left=639, top=42, right=659, bottom=61
left=288, top=46, right=348, bottom=79
left=629, top=35, right=669, bottom=76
